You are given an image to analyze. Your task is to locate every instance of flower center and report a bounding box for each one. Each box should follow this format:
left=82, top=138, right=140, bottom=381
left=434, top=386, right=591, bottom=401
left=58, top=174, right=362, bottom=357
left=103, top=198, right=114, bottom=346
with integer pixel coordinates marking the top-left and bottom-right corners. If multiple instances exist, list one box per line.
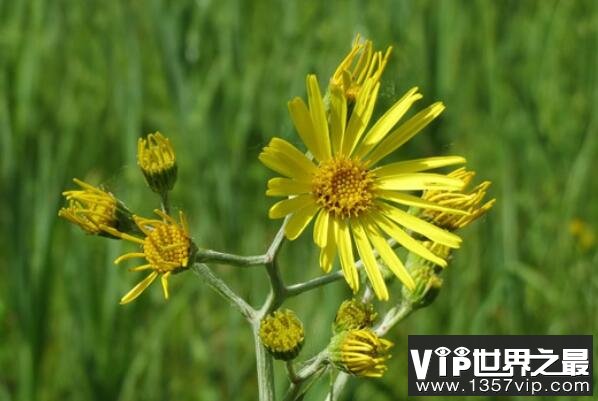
left=143, top=224, right=189, bottom=272
left=312, top=157, right=375, bottom=219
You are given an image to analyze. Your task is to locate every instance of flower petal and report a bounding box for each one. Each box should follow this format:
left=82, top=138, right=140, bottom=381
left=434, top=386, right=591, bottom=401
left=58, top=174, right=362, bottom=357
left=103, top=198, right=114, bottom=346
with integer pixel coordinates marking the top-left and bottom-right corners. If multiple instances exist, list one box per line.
left=285, top=202, right=319, bottom=240
left=329, top=85, right=347, bottom=155
left=377, top=201, right=461, bottom=248
left=319, top=218, right=337, bottom=273
left=364, top=102, right=445, bottom=167
left=376, top=173, right=464, bottom=191
left=354, top=87, right=422, bottom=158
left=342, top=79, right=379, bottom=156
left=362, top=216, right=415, bottom=290
left=335, top=219, right=360, bottom=292
left=120, top=271, right=159, bottom=304
left=266, top=178, right=312, bottom=197
left=288, top=97, right=326, bottom=162
left=259, top=149, right=311, bottom=180
left=161, top=272, right=171, bottom=299
left=313, top=209, right=329, bottom=247
left=375, top=190, right=470, bottom=215
left=306, top=75, right=331, bottom=160
left=371, top=211, right=446, bottom=267
left=269, top=194, right=315, bottom=219
left=259, top=138, right=316, bottom=180
left=268, top=138, right=318, bottom=173
left=374, top=156, right=466, bottom=177
left=351, top=220, right=389, bottom=301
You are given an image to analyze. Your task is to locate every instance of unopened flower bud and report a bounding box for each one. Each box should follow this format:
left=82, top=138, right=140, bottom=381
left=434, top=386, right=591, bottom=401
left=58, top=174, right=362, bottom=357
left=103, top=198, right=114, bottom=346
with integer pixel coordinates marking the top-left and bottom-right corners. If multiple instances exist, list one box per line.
left=328, top=329, right=393, bottom=378
left=137, top=132, right=177, bottom=194
left=333, top=299, right=377, bottom=333
left=59, top=178, right=134, bottom=238
left=402, top=263, right=443, bottom=308
left=259, top=309, right=304, bottom=361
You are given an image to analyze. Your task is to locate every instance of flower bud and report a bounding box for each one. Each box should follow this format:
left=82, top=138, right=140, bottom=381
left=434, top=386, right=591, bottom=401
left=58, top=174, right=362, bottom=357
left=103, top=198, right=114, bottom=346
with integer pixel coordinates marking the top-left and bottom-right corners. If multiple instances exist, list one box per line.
left=330, top=35, right=391, bottom=103
left=259, top=309, right=305, bottom=361
left=137, top=132, right=177, bottom=194
left=402, top=263, right=443, bottom=309
left=333, top=299, right=377, bottom=333
left=328, top=329, right=393, bottom=378
left=59, top=178, right=134, bottom=238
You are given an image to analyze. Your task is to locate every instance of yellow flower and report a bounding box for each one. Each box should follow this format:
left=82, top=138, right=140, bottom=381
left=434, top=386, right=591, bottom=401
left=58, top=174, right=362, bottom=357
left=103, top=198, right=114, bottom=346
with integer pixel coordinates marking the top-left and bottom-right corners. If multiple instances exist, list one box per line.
left=259, top=309, right=305, bottom=361
left=102, top=209, right=192, bottom=304
left=330, top=35, right=391, bottom=102
left=260, top=73, right=467, bottom=300
left=421, top=168, right=495, bottom=231
left=328, top=329, right=393, bottom=378
left=59, top=178, right=132, bottom=236
left=137, top=132, right=177, bottom=194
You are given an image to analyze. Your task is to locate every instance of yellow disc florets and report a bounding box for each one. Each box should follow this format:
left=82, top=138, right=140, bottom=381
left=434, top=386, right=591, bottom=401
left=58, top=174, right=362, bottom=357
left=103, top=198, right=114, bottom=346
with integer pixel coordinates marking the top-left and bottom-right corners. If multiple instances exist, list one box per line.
left=333, top=299, right=378, bottom=333
left=259, top=309, right=305, bottom=361
left=141, top=220, right=190, bottom=273
left=312, top=157, right=375, bottom=219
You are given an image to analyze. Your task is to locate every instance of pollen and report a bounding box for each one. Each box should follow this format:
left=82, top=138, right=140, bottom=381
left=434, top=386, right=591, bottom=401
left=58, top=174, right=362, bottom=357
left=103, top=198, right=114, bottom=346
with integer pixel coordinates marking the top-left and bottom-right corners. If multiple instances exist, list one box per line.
left=143, top=223, right=189, bottom=273
left=312, top=157, right=375, bottom=219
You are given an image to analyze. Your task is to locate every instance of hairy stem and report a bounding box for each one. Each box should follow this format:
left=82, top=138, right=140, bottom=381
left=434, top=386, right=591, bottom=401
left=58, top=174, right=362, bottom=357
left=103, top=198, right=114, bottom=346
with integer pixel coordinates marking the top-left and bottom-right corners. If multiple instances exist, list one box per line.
left=283, top=352, right=329, bottom=401
left=374, top=301, right=414, bottom=336
left=195, top=249, right=269, bottom=267
left=253, top=322, right=276, bottom=401
left=286, top=271, right=343, bottom=297
left=191, top=263, right=255, bottom=321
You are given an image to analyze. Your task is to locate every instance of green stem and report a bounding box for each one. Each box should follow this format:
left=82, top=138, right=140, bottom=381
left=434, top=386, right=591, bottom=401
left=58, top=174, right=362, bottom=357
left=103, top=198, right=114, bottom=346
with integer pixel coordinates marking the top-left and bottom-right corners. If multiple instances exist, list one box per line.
left=253, top=322, right=275, bottom=401
left=160, top=190, right=170, bottom=215
left=374, top=301, right=414, bottom=336
left=283, top=352, right=328, bottom=401
left=285, top=360, right=299, bottom=383
left=286, top=271, right=343, bottom=297
left=191, top=263, right=255, bottom=321
left=258, top=217, right=289, bottom=315
left=195, top=249, right=269, bottom=267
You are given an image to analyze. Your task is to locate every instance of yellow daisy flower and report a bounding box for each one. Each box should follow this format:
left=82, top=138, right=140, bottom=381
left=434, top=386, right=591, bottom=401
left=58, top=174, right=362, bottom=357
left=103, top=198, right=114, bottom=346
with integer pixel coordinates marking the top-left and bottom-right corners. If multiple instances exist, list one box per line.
left=102, top=209, right=192, bottom=304
left=330, top=35, right=392, bottom=102
left=260, top=74, right=467, bottom=301
left=59, top=178, right=132, bottom=236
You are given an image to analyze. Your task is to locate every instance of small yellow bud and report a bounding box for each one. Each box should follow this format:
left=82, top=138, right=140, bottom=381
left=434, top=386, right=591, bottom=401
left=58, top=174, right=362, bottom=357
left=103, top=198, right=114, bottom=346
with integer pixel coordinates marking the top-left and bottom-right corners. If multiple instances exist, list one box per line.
left=137, top=132, right=177, bottom=194
left=259, top=309, right=305, bottom=361
left=333, top=299, right=377, bottom=333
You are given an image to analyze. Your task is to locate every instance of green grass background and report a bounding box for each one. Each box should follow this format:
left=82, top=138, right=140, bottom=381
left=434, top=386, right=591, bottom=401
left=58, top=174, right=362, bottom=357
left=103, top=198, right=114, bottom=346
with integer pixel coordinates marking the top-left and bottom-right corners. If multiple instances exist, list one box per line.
left=0, top=0, right=596, bottom=400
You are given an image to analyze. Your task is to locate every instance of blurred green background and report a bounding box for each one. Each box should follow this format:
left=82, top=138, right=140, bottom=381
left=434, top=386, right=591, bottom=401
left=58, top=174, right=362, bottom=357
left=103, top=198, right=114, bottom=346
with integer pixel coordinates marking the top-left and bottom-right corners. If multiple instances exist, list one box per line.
left=0, top=0, right=596, bottom=400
